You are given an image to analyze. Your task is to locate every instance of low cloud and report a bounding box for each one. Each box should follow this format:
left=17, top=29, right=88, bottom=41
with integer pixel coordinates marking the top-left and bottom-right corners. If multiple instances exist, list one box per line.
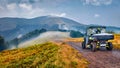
left=50, top=13, right=66, bottom=17
left=82, top=0, right=112, bottom=6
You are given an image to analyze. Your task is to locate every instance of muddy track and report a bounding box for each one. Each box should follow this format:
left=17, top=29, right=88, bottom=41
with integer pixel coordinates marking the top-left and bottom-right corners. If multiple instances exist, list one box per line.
left=68, top=42, right=120, bottom=68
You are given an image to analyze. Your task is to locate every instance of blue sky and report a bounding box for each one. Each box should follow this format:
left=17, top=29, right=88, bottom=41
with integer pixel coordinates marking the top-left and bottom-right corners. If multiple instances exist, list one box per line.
left=0, top=0, right=120, bottom=27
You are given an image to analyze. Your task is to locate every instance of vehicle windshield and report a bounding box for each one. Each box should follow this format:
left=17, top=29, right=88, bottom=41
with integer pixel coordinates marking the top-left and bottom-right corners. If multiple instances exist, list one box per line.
left=87, top=28, right=106, bottom=36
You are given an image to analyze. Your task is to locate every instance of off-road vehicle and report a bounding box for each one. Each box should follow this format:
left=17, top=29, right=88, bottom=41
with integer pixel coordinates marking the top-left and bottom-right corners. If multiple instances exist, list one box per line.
left=82, top=26, right=114, bottom=52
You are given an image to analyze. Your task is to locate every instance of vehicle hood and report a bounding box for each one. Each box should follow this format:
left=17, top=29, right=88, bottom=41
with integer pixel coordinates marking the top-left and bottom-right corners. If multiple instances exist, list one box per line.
left=92, top=33, right=113, bottom=36
left=92, top=33, right=114, bottom=40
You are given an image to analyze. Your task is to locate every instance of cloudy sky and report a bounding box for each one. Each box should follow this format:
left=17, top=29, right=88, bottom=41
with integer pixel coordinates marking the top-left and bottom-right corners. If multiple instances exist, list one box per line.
left=0, top=0, right=120, bottom=27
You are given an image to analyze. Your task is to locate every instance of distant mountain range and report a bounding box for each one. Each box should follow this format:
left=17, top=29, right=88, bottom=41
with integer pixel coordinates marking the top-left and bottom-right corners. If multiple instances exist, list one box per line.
left=0, top=16, right=120, bottom=41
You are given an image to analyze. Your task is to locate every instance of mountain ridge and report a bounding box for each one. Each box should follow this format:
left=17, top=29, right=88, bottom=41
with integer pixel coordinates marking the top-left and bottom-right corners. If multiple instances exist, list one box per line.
left=0, top=16, right=120, bottom=41
left=0, top=16, right=86, bottom=41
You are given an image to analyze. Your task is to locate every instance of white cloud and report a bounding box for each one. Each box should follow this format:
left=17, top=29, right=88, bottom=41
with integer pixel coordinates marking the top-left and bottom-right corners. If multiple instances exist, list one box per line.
left=60, top=13, right=66, bottom=17
left=82, top=0, right=112, bottom=6
left=94, top=14, right=100, bottom=18
left=7, top=3, right=17, bottom=10
left=0, top=1, right=68, bottom=18
left=0, top=4, right=45, bottom=18
left=19, top=3, right=32, bottom=10
left=50, top=13, right=66, bottom=17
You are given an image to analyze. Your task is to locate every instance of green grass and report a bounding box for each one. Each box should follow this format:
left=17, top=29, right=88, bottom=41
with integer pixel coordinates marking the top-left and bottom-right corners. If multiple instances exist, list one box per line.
left=0, top=42, right=60, bottom=68
left=0, top=42, right=89, bottom=68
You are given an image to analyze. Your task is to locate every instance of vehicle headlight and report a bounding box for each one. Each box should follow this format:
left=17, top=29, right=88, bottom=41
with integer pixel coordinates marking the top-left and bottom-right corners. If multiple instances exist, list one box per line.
left=89, top=37, right=94, bottom=40
left=89, top=37, right=97, bottom=40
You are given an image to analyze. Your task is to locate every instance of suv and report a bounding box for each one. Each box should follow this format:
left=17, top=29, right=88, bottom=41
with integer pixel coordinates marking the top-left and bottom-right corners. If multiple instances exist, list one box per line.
left=82, top=26, right=114, bottom=52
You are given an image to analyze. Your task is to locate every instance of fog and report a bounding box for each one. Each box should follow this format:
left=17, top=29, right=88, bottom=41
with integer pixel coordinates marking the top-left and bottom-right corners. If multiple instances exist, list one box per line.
left=17, top=31, right=70, bottom=48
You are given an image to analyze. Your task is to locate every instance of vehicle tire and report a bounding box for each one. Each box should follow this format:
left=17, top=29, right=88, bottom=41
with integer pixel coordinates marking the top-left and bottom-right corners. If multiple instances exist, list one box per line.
left=106, top=42, right=113, bottom=51
left=90, top=42, right=97, bottom=52
left=82, top=42, right=86, bottom=49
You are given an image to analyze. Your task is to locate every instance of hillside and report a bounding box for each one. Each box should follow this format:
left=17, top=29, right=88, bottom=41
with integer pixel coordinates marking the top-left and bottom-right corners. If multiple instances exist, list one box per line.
left=0, top=16, right=120, bottom=41
left=0, top=42, right=89, bottom=68
left=8, top=29, right=47, bottom=49
left=0, top=16, right=86, bottom=41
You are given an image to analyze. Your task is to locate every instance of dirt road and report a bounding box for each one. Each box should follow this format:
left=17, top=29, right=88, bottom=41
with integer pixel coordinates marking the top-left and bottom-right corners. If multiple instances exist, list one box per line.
left=68, top=42, right=120, bottom=68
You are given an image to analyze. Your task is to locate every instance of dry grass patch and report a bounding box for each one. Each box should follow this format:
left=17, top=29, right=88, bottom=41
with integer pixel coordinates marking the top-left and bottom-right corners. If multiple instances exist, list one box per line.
left=109, top=34, right=120, bottom=50
left=53, top=41, right=89, bottom=68
left=0, top=42, right=89, bottom=68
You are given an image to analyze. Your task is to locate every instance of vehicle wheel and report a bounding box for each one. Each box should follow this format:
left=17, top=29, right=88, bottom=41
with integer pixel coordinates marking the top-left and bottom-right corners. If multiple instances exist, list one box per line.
left=82, top=42, right=86, bottom=49
left=106, top=42, right=113, bottom=51
left=90, top=42, right=97, bottom=52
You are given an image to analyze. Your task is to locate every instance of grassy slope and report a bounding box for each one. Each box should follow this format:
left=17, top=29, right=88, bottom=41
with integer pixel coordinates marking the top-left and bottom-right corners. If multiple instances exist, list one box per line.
left=0, top=42, right=89, bottom=68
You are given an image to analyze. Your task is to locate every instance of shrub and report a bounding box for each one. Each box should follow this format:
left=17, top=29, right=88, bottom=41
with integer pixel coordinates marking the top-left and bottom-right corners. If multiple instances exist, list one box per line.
left=70, top=31, right=83, bottom=38
left=0, top=35, right=6, bottom=51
